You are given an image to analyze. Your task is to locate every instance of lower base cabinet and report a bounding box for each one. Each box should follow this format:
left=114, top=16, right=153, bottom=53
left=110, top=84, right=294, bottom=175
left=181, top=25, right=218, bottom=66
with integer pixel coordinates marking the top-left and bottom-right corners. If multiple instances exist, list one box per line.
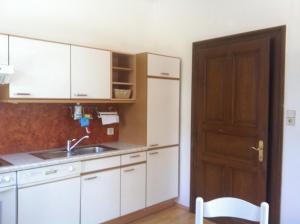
left=81, top=169, right=120, bottom=224
left=146, top=146, right=179, bottom=207
left=121, top=163, right=146, bottom=215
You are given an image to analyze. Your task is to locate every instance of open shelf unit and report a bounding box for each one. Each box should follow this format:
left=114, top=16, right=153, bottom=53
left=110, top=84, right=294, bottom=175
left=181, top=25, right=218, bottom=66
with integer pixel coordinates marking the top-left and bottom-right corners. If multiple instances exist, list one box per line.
left=112, top=52, right=136, bottom=100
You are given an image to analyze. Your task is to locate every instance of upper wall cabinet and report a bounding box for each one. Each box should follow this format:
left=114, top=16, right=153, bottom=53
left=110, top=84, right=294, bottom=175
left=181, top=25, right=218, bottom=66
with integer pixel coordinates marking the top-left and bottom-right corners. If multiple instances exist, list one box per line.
left=147, top=54, right=180, bottom=78
left=9, top=37, right=70, bottom=99
left=71, top=46, right=111, bottom=99
left=0, top=34, right=8, bottom=65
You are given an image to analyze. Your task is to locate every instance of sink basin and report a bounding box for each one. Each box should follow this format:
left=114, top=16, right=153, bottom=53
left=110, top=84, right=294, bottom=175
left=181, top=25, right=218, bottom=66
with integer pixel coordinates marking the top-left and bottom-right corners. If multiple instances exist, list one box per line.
left=31, top=146, right=114, bottom=160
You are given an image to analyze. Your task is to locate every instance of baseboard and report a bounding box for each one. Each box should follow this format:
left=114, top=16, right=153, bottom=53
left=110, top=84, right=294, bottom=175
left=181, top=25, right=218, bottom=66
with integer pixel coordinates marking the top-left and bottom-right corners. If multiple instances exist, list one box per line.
left=175, top=202, right=190, bottom=211
left=104, top=199, right=177, bottom=224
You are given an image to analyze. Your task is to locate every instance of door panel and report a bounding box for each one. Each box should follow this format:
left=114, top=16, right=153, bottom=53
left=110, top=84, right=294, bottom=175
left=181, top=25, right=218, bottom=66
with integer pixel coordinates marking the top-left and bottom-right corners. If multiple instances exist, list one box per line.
left=191, top=36, right=270, bottom=224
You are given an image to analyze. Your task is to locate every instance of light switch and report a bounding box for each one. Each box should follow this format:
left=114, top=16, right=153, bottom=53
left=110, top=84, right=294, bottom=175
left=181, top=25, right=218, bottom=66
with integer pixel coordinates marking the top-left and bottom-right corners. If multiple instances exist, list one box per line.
left=286, top=110, right=296, bottom=126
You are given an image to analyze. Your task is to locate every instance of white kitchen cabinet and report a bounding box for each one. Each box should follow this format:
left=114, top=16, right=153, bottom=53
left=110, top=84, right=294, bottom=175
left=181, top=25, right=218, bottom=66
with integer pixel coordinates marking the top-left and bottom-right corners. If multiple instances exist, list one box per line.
left=146, top=146, right=179, bottom=207
left=147, top=78, right=180, bottom=147
left=9, top=36, right=70, bottom=98
left=71, top=46, right=111, bottom=99
left=18, top=177, right=80, bottom=224
left=147, top=54, right=180, bottom=78
left=81, top=169, right=120, bottom=224
left=121, top=163, right=146, bottom=215
left=0, top=34, right=8, bottom=65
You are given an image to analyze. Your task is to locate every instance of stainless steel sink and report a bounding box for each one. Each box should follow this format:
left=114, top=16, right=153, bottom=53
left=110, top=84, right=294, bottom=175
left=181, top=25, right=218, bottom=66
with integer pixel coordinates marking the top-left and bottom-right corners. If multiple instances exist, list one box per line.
left=31, top=146, right=114, bottom=160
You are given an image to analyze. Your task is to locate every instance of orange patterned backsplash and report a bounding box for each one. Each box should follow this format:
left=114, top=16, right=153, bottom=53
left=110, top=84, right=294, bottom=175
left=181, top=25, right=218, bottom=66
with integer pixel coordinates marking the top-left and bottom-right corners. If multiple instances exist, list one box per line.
left=0, top=103, right=119, bottom=155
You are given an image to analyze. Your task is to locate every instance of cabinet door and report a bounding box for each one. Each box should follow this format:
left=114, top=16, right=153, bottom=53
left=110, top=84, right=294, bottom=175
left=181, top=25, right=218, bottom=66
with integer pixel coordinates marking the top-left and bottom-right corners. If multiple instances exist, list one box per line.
left=18, top=177, right=80, bottom=224
left=71, top=46, right=111, bottom=99
left=121, top=163, right=146, bottom=215
left=0, top=34, right=8, bottom=65
left=81, top=169, right=120, bottom=224
left=9, top=37, right=70, bottom=98
left=146, top=146, right=179, bottom=207
left=148, top=54, right=180, bottom=78
left=147, top=78, right=180, bottom=147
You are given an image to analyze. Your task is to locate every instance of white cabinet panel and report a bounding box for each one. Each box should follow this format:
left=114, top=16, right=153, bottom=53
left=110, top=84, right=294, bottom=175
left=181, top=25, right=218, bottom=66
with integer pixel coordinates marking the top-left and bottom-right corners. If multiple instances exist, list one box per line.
left=148, top=54, right=180, bottom=78
left=0, top=34, right=8, bottom=65
left=81, top=169, right=120, bottom=224
left=121, top=163, right=146, bottom=215
left=9, top=37, right=70, bottom=98
left=121, top=152, right=146, bottom=166
left=71, top=46, right=111, bottom=99
left=18, top=177, right=80, bottom=224
left=147, top=78, right=180, bottom=147
left=146, top=146, right=179, bottom=207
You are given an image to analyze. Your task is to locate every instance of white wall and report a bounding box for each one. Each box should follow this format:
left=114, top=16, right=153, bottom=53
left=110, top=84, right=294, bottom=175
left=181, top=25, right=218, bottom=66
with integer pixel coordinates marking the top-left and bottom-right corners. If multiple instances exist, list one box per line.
left=0, top=0, right=299, bottom=223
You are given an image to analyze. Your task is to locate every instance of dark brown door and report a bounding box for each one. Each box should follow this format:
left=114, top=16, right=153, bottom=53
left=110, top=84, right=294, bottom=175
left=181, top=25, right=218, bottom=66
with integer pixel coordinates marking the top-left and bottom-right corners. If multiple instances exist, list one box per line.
left=191, top=37, right=270, bottom=223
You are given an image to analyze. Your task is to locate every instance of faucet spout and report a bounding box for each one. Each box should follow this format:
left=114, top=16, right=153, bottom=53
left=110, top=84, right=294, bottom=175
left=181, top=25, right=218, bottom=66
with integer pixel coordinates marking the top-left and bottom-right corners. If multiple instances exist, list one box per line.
left=67, top=135, right=89, bottom=152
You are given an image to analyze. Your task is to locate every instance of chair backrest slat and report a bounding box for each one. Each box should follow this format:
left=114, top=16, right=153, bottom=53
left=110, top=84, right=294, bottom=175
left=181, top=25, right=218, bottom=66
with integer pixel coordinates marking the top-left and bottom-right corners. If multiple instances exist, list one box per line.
left=195, top=197, right=269, bottom=224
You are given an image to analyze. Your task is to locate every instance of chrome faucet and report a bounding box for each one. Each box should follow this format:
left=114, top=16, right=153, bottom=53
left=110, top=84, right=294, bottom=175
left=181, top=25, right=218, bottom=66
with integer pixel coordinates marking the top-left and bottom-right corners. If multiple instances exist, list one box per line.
left=67, top=135, right=90, bottom=152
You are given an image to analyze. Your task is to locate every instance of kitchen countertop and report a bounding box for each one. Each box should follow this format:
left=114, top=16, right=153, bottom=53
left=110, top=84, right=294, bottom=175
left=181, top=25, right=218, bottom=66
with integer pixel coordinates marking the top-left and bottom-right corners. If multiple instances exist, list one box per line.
left=0, top=142, right=147, bottom=174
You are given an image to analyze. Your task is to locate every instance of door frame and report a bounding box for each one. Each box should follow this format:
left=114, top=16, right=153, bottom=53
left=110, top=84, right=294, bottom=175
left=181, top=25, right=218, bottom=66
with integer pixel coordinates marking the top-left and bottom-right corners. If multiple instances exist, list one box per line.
left=190, top=26, right=286, bottom=224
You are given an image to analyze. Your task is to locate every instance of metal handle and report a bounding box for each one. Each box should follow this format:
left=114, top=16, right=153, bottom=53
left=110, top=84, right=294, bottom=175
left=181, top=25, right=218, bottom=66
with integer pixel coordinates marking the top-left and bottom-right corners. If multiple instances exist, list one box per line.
left=149, top=144, right=159, bottom=147
left=149, top=151, right=159, bottom=155
left=0, top=186, right=15, bottom=193
left=45, top=170, right=58, bottom=175
left=75, top=93, right=88, bottom=97
left=130, top=154, right=141, bottom=158
left=249, top=140, right=264, bottom=162
left=124, top=168, right=135, bottom=173
left=15, top=93, right=31, bottom=96
left=160, top=72, right=170, bottom=76
left=84, top=176, right=98, bottom=181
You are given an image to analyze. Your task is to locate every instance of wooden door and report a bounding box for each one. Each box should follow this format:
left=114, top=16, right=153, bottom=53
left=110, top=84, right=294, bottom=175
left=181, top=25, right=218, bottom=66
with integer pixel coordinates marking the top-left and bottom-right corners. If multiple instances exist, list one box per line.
left=191, top=37, right=270, bottom=223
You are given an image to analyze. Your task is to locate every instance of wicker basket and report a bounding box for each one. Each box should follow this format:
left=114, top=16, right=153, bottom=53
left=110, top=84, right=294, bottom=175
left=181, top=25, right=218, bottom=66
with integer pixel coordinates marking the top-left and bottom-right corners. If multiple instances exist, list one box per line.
left=114, top=89, right=131, bottom=99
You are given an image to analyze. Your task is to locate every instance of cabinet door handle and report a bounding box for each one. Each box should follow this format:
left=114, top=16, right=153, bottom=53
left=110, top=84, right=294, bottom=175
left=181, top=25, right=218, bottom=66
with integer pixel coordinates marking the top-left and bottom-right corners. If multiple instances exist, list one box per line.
left=149, top=151, right=159, bottom=155
left=149, top=144, right=159, bottom=147
left=124, top=168, right=135, bottom=173
left=45, top=170, right=58, bottom=175
left=15, top=93, right=31, bottom=96
left=160, top=72, right=170, bottom=76
left=84, top=176, right=98, bottom=181
left=75, top=93, right=88, bottom=97
left=130, top=154, right=141, bottom=158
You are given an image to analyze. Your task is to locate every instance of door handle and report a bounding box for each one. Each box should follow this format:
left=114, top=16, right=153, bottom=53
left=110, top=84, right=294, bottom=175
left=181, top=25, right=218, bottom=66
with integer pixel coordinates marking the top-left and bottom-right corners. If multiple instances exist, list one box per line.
left=249, top=140, right=264, bottom=162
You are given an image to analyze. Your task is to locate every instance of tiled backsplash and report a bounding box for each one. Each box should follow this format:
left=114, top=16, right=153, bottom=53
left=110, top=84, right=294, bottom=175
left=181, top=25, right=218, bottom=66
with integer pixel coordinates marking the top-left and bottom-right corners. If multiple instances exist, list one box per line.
left=0, top=103, right=118, bottom=155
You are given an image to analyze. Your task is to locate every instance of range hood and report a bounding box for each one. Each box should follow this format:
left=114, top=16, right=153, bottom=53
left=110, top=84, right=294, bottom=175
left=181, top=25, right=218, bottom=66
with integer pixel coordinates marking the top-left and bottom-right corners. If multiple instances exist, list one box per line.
left=0, top=65, right=14, bottom=85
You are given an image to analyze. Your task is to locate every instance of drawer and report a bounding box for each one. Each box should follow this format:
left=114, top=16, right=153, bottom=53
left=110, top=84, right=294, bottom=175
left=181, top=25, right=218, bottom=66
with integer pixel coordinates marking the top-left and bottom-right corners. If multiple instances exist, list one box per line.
left=147, top=54, right=180, bottom=79
left=82, top=156, right=120, bottom=173
left=121, top=152, right=146, bottom=166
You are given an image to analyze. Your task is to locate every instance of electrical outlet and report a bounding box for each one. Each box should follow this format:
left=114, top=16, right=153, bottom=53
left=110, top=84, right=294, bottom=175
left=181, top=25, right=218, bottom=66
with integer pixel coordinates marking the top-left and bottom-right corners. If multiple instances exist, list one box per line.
left=107, top=128, right=114, bottom=136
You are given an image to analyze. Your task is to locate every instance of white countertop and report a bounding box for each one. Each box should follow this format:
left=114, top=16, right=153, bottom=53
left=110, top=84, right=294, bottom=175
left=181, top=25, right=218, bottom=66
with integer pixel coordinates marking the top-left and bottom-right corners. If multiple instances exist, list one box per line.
left=0, top=142, right=147, bottom=174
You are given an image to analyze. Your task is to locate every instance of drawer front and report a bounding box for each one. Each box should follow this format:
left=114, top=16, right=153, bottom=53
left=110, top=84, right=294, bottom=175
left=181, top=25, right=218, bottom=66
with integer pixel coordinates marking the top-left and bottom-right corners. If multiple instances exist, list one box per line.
left=147, top=54, right=180, bottom=79
left=121, top=152, right=146, bottom=166
left=82, top=156, right=120, bottom=173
